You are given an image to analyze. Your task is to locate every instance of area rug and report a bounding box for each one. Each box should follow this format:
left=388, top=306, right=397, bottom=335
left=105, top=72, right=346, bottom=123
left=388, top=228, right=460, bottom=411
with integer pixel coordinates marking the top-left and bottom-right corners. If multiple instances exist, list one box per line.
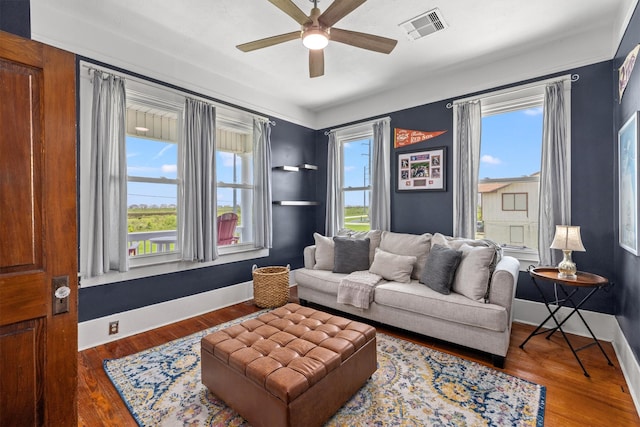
left=104, top=311, right=545, bottom=426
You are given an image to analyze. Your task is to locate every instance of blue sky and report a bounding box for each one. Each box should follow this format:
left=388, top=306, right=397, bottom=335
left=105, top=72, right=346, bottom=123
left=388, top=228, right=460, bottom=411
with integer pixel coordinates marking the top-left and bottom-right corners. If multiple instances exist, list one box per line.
left=479, top=107, right=543, bottom=179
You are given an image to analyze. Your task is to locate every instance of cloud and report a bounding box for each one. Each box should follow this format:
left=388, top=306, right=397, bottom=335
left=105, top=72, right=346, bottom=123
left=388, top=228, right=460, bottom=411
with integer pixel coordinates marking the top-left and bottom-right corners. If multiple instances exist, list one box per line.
left=162, top=164, right=177, bottom=173
left=481, top=154, right=502, bottom=165
left=153, top=144, right=175, bottom=159
left=344, top=165, right=357, bottom=172
left=523, top=107, right=543, bottom=116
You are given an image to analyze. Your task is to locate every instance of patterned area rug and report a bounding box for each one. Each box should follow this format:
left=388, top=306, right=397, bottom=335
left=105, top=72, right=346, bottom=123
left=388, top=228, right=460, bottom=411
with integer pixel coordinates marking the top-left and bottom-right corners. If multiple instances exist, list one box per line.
left=104, top=310, right=545, bottom=426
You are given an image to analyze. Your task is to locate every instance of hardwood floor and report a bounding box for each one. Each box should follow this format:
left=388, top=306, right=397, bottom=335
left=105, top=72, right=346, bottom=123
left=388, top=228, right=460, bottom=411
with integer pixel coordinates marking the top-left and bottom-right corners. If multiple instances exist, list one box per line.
left=78, top=288, right=640, bottom=426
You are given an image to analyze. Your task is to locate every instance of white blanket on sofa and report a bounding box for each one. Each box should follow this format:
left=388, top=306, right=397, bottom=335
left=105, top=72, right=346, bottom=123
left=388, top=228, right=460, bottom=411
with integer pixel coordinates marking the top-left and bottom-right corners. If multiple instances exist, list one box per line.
left=337, top=271, right=382, bottom=309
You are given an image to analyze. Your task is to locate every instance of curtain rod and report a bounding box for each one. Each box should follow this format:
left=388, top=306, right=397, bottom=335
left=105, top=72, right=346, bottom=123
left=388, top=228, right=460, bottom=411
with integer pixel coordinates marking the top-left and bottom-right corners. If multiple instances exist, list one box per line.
left=446, top=73, right=579, bottom=109
left=81, top=63, right=275, bottom=126
left=324, top=116, right=390, bottom=135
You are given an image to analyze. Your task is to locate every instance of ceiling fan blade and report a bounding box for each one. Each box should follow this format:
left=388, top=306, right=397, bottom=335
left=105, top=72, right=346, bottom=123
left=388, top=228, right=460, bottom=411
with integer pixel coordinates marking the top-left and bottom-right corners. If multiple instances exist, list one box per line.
left=236, top=31, right=300, bottom=52
left=267, top=0, right=311, bottom=25
left=330, top=28, right=397, bottom=54
left=318, top=0, right=366, bottom=27
left=309, top=49, right=324, bottom=78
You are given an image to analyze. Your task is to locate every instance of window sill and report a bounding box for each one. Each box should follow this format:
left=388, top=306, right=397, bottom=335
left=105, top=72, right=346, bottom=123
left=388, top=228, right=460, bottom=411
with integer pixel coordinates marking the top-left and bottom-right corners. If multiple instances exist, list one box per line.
left=502, top=247, right=540, bottom=272
left=80, top=247, right=269, bottom=288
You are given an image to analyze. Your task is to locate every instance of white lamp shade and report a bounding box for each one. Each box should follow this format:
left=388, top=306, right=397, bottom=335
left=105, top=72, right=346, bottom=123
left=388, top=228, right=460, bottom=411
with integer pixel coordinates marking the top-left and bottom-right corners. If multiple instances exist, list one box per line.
left=303, top=29, right=329, bottom=50
left=550, top=225, right=586, bottom=252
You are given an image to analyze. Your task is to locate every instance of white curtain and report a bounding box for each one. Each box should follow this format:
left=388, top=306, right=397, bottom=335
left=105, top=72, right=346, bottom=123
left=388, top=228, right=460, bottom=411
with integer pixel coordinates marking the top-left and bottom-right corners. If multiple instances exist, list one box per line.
left=180, top=98, right=217, bottom=262
left=325, top=131, right=343, bottom=236
left=84, top=71, right=127, bottom=277
left=371, top=119, right=391, bottom=231
left=253, top=119, right=273, bottom=249
left=538, top=80, right=571, bottom=266
left=453, top=100, right=482, bottom=238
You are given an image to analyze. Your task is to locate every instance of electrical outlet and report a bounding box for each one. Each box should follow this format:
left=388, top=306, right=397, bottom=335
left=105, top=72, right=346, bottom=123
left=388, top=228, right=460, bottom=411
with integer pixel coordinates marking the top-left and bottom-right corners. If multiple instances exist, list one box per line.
left=109, top=320, right=119, bottom=335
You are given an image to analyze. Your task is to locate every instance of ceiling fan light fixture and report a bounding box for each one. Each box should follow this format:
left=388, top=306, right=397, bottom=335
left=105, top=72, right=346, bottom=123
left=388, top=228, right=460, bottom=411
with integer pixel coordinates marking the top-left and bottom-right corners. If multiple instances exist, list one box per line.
left=303, top=28, right=329, bottom=50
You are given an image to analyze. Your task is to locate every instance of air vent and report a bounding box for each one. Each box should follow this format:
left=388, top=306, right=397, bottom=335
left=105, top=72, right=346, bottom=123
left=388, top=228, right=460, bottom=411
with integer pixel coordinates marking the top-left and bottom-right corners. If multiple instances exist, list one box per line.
left=399, top=8, right=447, bottom=41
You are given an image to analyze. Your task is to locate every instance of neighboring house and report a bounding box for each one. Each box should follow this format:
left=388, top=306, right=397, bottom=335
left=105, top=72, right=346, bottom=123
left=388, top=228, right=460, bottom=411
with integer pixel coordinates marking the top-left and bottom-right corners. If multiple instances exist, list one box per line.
left=478, top=174, right=540, bottom=249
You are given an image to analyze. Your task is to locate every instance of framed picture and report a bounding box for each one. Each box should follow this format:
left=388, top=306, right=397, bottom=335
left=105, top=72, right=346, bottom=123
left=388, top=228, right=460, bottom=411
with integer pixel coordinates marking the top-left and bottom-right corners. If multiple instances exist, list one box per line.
left=618, top=111, right=639, bottom=255
left=396, top=147, right=446, bottom=191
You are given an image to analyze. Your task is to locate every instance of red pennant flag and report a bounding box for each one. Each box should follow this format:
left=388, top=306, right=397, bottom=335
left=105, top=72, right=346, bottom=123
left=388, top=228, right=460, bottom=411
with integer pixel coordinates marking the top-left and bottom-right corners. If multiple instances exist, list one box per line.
left=394, top=128, right=447, bottom=148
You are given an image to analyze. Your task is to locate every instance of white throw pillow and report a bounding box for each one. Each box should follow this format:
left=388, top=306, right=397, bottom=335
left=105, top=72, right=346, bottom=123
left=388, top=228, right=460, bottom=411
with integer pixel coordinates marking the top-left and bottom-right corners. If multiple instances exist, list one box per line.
left=369, top=248, right=417, bottom=283
left=452, top=244, right=496, bottom=301
left=379, top=231, right=432, bottom=280
left=313, top=233, right=334, bottom=270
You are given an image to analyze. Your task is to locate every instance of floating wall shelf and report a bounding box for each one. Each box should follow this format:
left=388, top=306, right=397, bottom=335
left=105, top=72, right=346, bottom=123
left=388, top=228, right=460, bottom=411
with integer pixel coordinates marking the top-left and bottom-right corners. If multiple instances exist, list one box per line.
left=273, top=164, right=317, bottom=172
left=273, top=201, right=319, bottom=206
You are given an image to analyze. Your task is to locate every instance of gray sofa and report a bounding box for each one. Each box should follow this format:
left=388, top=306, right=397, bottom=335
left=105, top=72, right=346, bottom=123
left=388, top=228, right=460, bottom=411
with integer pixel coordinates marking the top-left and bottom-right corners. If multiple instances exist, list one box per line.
left=295, top=230, right=520, bottom=367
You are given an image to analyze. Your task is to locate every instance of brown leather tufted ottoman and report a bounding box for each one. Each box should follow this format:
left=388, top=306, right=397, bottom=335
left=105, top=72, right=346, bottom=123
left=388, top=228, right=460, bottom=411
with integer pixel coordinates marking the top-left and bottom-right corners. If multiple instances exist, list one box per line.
left=201, top=303, right=377, bottom=427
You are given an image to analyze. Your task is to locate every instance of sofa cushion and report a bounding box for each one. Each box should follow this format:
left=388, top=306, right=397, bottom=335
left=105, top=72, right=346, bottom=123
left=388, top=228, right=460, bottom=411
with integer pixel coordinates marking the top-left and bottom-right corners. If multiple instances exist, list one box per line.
left=333, top=237, right=370, bottom=274
left=452, top=244, right=496, bottom=301
left=369, top=248, right=416, bottom=283
left=313, top=233, right=335, bottom=270
left=420, top=244, right=462, bottom=294
left=338, top=229, right=382, bottom=264
left=295, top=268, right=344, bottom=295
left=379, top=231, right=432, bottom=280
left=373, top=281, right=508, bottom=332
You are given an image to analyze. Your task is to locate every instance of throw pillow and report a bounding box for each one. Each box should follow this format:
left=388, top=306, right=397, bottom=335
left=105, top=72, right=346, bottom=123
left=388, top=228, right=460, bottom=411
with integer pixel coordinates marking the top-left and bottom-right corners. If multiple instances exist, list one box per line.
left=313, top=233, right=335, bottom=270
left=332, top=237, right=371, bottom=274
left=419, top=244, right=463, bottom=294
left=338, top=228, right=382, bottom=264
left=452, top=244, right=497, bottom=301
left=379, top=231, right=432, bottom=280
left=369, top=248, right=417, bottom=283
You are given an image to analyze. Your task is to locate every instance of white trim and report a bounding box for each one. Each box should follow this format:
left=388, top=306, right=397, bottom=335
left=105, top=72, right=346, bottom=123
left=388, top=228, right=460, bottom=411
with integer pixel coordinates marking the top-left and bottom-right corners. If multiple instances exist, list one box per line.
left=453, top=74, right=573, bottom=106
left=81, top=248, right=268, bottom=287
left=78, top=272, right=295, bottom=350
left=513, top=298, right=615, bottom=340
left=613, top=321, right=640, bottom=417
left=329, top=116, right=390, bottom=138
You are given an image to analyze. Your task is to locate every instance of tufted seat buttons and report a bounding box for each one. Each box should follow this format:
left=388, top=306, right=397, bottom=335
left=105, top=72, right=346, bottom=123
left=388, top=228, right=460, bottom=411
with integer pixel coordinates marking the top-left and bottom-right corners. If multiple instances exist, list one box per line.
left=201, top=303, right=377, bottom=427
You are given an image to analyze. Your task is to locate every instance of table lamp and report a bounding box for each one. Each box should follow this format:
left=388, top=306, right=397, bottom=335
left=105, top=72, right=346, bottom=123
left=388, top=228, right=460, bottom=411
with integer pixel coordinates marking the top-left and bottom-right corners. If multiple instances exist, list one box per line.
left=550, top=225, right=586, bottom=279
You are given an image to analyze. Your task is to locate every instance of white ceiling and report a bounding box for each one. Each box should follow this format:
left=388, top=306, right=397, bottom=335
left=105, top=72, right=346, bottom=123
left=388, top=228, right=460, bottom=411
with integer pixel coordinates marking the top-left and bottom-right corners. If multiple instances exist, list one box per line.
left=31, top=0, right=637, bottom=129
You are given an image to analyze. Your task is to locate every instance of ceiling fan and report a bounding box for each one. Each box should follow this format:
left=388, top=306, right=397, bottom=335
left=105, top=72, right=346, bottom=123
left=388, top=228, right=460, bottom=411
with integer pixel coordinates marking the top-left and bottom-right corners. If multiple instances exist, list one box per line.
left=236, top=0, right=398, bottom=78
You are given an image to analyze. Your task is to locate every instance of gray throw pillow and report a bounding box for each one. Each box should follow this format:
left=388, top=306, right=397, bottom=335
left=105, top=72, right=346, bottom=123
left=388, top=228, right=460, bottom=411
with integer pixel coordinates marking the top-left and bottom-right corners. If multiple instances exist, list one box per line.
left=332, top=237, right=371, bottom=274
left=420, top=244, right=463, bottom=294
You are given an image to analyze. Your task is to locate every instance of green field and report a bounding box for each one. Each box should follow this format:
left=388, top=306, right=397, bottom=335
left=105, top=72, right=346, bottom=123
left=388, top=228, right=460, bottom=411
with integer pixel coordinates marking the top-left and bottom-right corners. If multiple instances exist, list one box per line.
left=127, top=205, right=370, bottom=233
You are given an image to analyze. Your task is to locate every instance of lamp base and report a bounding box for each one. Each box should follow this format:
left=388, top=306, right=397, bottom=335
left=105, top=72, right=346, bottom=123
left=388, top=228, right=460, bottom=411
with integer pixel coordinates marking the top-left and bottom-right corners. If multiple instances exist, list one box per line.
left=557, top=249, right=577, bottom=280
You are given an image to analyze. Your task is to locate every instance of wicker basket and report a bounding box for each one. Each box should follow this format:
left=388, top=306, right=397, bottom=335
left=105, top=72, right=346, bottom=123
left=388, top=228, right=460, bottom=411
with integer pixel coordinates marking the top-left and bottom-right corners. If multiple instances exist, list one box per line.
left=252, top=265, right=290, bottom=308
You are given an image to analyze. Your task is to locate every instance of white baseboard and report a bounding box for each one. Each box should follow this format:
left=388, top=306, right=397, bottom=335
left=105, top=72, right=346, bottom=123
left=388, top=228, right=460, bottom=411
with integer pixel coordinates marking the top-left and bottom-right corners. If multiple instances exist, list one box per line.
left=513, top=298, right=615, bottom=341
left=612, top=321, right=640, bottom=417
left=78, top=281, right=255, bottom=350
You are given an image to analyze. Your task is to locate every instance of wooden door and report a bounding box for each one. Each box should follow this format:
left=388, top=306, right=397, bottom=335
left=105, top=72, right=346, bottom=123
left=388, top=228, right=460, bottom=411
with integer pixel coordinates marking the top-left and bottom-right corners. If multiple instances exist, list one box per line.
left=0, top=30, right=77, bottom=426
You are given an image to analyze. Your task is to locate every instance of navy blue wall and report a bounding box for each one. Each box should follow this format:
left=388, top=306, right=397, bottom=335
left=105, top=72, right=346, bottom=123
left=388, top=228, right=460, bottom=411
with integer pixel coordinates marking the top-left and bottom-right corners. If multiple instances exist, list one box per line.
left=614, top=2, right=640, bottom=365
left=315, top=62, right=615, bottom=313
left=0, top=0, right=30, bottom=38
left=79, top=115, right=317, bottom=322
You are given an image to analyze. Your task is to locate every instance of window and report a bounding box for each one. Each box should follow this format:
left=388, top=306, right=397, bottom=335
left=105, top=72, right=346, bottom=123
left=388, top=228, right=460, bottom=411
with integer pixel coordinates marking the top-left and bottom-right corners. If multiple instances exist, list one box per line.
left=341, top=134, right=373, bottom=231
left=502, top=193, right=528, bottom=212
left=477, top=102, right=543, bottom=256
left=79, top=63, right=269, bottom=285
left=125, top=100, right=182, bottom=262
left=216, top=124, right=254, bottom=247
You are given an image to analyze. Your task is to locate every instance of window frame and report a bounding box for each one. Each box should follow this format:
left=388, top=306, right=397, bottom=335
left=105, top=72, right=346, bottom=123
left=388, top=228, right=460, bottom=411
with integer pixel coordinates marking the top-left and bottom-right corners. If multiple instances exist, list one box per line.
left=502, top=192, right=528, bottom=212
left=338, top=128, right=374, bottom=231
left=454, top=80, right=559, bottom=270
left=78, top=61, right=269, bottom=287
